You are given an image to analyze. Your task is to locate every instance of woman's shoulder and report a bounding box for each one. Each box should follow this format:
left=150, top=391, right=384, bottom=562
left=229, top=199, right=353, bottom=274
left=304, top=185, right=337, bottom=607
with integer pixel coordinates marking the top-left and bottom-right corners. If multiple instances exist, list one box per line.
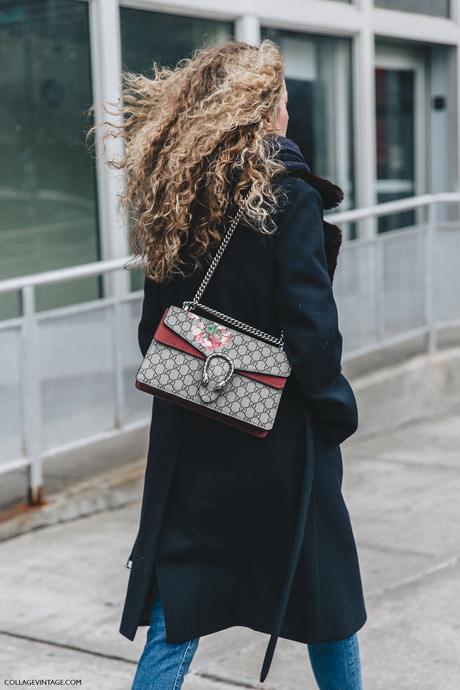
left=271, top=171, right=331, bottom=268
left=273, top=173, right=324, bottom=216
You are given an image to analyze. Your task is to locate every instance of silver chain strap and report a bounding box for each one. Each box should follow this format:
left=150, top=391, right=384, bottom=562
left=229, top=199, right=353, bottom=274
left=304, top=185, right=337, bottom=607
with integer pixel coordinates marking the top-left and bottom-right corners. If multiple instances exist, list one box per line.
left=182, top=193, right=284, bottom=349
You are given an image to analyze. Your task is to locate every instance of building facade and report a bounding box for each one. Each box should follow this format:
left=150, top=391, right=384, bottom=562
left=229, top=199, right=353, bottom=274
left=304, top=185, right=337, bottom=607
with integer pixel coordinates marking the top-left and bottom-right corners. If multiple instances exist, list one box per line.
left=1, top=0, right=459, bottom=317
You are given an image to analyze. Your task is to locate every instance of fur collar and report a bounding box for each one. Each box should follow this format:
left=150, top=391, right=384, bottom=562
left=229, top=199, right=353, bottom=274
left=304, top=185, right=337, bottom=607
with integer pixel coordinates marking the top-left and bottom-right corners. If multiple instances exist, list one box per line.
left=270, top=134, right=344, bottom=210
left=270, top=135, right=344, bottom=282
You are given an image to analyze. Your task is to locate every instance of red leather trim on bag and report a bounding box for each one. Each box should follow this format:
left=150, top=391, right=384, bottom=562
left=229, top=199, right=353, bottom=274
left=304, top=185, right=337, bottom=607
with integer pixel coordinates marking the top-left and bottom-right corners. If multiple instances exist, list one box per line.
left=135, top=379, right=269, bottom=437
left=153, top=308, right=286, bottom=390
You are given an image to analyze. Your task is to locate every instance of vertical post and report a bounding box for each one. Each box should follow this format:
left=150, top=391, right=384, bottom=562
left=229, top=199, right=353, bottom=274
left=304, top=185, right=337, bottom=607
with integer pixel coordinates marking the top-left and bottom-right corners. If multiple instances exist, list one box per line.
left=453, top=0, right=460, bottom=224
left=424, top=201, right=437, bottom=354
left=353, top=0, right=377, bottom=239
left=374, top=236, right=385, bottom=343
left=111, top=295, right=126, bottom=429
left=235, top=14, right=261, bottom=46
left=22, top=285, right=44, bottom=506
left=334, top=40, right=353, bottom=241
left=89, top=0, right=130, bottom=299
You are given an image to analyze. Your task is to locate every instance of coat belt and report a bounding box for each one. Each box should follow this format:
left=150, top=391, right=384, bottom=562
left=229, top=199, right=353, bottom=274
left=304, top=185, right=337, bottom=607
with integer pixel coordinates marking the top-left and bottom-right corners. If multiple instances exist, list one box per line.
left=259, top=396, right=316, bottom=683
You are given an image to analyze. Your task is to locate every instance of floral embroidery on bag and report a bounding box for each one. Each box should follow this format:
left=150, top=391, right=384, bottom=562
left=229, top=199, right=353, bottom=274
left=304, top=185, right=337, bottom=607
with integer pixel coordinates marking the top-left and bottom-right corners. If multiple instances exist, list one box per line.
left=186, top=312, right=232, bottom=352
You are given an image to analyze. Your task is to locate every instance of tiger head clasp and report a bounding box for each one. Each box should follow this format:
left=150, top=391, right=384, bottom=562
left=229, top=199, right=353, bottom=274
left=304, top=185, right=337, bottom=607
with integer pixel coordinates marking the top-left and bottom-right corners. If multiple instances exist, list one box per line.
left=198, top=352, right=234, bottom=403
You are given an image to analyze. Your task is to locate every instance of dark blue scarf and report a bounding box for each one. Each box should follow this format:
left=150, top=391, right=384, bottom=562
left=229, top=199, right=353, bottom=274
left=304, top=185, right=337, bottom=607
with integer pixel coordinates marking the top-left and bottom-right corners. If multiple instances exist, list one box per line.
left=266, top=134, right=311, bottom=174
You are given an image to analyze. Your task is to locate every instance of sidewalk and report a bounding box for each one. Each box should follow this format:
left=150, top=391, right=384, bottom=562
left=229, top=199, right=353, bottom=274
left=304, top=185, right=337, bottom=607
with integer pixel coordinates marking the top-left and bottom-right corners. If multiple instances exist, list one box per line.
left=1, top=410, right=460, bottom=689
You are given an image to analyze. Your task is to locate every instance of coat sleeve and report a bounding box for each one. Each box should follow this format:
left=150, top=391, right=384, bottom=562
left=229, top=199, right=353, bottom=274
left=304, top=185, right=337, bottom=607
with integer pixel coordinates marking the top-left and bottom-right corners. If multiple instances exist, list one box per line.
left=138, top=275, right=164, bottom=358
left=274, top=177, right=358, bottom=446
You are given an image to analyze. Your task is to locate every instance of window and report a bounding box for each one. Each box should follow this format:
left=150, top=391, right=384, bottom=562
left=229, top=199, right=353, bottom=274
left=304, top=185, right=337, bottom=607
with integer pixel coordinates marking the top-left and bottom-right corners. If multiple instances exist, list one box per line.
left=375, top=68, right=417, bottom=232
left=262, top=28, right=355, bottom=222
left=120, top=9, right=233, bottom=73
left=0, top=0, right=100, bottom=319
left=374, top=0, right=449, bottom=18
left=120, top=9, right=234, bottom=289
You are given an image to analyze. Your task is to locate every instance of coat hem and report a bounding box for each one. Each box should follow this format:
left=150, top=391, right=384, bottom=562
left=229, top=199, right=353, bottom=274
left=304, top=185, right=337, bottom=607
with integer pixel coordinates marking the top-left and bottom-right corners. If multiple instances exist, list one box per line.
left=119, top=605, right=368, bottom=647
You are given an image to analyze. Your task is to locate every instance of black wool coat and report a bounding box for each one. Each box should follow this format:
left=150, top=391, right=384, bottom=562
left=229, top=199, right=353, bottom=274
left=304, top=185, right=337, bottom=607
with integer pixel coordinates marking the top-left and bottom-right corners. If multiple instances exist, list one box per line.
left=119, top=152, right=368, bottom=682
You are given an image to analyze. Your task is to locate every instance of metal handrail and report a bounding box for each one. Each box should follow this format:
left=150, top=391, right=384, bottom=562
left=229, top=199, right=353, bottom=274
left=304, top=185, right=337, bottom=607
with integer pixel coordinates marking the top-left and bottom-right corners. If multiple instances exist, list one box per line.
left=1, top=191, right=459, bottom=295
left=327, top=192, right=460, bottom=224
left=0, top=191, right=459, bottom=505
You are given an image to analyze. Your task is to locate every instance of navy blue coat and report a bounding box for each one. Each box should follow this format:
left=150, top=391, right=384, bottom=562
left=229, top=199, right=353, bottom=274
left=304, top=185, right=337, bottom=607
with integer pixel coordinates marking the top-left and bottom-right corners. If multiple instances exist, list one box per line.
left=119, top=163, right=367, bottom=682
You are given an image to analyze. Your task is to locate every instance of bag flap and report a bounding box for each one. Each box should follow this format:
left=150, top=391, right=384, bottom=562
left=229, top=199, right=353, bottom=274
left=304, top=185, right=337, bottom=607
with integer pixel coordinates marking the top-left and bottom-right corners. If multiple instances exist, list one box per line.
left=157, top=305, right=291, bottom=380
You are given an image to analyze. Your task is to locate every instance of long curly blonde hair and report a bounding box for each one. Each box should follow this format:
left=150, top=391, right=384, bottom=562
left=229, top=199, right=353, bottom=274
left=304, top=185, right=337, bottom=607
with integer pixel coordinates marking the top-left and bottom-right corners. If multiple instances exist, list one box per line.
left=90, top=39, right=287, bottom=282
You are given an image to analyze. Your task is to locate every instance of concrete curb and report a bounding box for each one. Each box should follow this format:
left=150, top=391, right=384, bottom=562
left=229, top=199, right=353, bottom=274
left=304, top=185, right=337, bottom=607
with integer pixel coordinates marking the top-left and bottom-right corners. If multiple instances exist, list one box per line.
left=0, top=459, right=145, bottom=543
left=353, top=346, right=460, bottom=439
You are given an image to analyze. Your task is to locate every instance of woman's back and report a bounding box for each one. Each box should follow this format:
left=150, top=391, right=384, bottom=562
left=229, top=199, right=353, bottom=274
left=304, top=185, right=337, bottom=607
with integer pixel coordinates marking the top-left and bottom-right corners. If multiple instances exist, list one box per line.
left=92, top=37, right=367, bottom=687
left=126, top=163, right=366, bottom=662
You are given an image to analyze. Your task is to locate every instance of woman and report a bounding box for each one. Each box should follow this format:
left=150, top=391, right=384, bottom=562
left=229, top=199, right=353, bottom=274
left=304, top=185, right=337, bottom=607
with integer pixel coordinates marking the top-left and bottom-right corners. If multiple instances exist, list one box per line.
left=102, top=39, right=367, bottom=689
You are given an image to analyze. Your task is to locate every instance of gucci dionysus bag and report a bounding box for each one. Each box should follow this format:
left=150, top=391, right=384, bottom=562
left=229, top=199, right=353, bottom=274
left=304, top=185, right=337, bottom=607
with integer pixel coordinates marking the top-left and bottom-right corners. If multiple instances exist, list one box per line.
left=135, top=196, right=292, bottom=437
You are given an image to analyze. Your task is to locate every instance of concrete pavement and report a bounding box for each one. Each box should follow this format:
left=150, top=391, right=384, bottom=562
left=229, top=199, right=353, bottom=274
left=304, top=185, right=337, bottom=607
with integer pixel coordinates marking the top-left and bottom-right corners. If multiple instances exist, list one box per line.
left=1, top=410, right=460, bottom=689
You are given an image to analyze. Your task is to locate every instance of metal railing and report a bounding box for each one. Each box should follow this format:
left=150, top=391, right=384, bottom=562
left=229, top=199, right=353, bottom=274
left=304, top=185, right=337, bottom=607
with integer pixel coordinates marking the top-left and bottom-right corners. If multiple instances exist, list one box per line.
left=1, top=192, right=460, bottom=504
left=331, top=192, right=460, bottom=359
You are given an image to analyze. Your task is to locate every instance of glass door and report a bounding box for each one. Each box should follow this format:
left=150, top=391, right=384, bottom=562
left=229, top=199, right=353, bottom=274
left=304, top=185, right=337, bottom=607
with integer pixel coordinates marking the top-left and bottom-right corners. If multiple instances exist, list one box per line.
left=261, top=28, right=355, bottom=237
left=375, top=45, right=426, bottom=233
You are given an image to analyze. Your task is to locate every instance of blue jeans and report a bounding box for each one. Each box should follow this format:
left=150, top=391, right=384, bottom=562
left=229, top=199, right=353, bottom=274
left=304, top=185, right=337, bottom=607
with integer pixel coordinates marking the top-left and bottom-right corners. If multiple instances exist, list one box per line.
left=131, top=598, right=364, bottom=690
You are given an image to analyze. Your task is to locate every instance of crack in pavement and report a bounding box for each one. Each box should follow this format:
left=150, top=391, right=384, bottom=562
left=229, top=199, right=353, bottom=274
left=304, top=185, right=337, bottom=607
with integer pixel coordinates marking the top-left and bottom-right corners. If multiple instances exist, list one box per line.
left=0, top=631, right=262, bottom=689
left=357, top=538, right=435, bottom=559
left=347, top=455, right=460, bottom=474
left=0, top=630, right=136, bottom=666
left=366, top=552, right=460, bottom=600
left=0, top=631, right=265, bottom=688
left=192, top=671, right=265, bottom=688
